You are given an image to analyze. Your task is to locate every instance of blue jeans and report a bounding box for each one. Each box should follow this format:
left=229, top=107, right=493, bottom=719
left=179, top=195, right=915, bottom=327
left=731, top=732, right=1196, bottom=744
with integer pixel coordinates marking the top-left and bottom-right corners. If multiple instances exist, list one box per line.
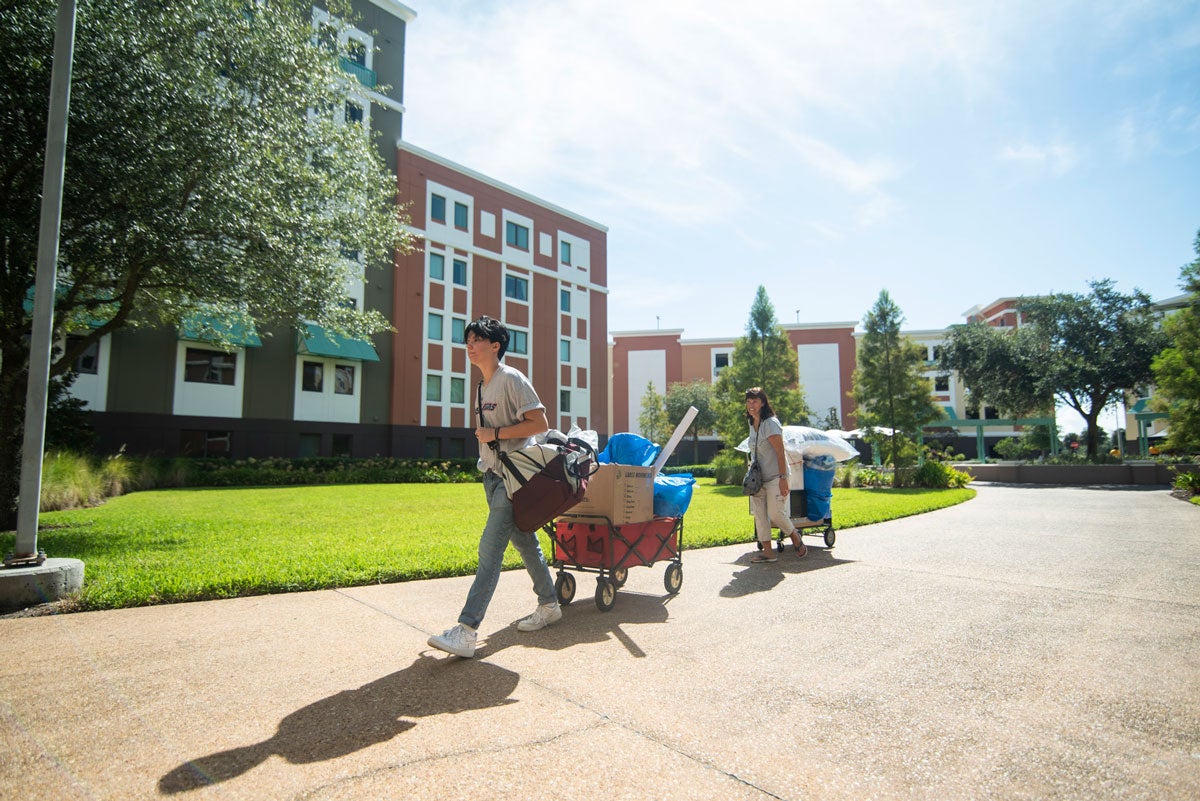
left=458, top=471, right=557, bottom=629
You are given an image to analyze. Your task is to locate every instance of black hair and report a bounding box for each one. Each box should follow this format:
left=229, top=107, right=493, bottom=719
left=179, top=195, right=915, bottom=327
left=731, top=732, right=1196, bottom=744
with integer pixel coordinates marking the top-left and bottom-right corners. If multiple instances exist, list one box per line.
left=743, top=386, right=776, bottom=422
left=464, top=315, right=509, bottom=359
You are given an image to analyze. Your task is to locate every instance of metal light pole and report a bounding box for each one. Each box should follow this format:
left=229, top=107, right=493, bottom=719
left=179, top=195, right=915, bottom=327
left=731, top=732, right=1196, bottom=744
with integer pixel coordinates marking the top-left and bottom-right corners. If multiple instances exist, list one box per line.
left=7, top=0, right=77, bottom=567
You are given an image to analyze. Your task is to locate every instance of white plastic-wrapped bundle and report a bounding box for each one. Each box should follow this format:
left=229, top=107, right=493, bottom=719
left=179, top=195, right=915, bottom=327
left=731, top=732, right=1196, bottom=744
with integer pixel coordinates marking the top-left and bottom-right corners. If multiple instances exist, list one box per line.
left=735, top=425, right=860, bottom=469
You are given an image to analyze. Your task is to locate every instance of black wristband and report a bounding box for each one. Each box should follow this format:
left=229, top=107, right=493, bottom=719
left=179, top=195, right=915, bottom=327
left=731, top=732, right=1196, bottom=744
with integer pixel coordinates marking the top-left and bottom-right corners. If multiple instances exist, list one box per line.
left=494, top=427, right=501, bottom=442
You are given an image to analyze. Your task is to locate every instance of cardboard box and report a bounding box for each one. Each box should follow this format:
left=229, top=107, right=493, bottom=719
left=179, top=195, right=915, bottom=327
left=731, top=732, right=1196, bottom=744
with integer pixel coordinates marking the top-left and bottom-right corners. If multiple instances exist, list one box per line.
left=567, top=463, right=654, bottom=525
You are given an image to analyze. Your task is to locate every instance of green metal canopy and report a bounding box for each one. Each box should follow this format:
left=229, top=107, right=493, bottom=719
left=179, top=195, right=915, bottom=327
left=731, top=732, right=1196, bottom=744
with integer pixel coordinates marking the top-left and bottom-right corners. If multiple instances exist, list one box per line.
left=178, top=314, right=262, bottom=347
left=297, top=323, right=379, bottom=362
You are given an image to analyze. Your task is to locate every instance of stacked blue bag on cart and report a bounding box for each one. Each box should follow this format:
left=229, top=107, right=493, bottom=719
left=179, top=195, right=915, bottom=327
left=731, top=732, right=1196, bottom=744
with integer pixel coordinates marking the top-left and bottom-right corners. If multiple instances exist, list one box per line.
left=598, top=432, right=696, bottom=518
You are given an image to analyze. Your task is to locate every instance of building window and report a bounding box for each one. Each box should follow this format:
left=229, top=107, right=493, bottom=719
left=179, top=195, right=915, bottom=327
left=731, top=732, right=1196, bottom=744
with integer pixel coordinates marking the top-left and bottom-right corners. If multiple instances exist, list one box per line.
left=714, top=352, right=730, bottom=376
left=451, top=318, right=466, bottom=344
left=332, top=433, right=352, bottom=457
left=454, top=201, right=468, bottom=229
left=560, top=240, right=571, bottom=264
left=302, top=361, right=324, bottom=392
left=181, top=430, right=231, bottom=457
left=560, top=339, right=571, bottom=362
left=452, top=258, right=467, bottom=286
left=447, top=438, right=466, bottom=458
left=560, top=289, right=571, bottom=313
left=184, top=348, right=236, bottom=385
left=431, top=194, right=446, bottom=223
left=426, top=374, right=442, bottom=401
left=344, top=101, right=364, bottom=124
left=428, top=312, right=443, bottom=340
left=299, top=432, right=321, bottom=457
left=68, top=335, right=99, bottom=374
left=505, top=221, right=529, bottom=249
left=423, top=436, right=441, bottom=457
left=934, top=375, right=950, bottom=392
left=334, top=364, right=355, bottom=395
left=450, top=377, right=465, bottom=404
left=505, top=274, right=528, bottom=301
left=510, top=330, right=528, bottom=355
left=346, top=38, right=366, bottom=66
left=560, top=389, right=571, bottom=413
left=429, top=252, right=444, bottom=280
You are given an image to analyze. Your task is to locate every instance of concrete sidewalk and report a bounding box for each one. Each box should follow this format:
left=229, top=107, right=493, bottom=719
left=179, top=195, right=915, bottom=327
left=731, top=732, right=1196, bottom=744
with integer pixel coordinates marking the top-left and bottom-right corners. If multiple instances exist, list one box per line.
left=2, top=484, right=1198, bottom=800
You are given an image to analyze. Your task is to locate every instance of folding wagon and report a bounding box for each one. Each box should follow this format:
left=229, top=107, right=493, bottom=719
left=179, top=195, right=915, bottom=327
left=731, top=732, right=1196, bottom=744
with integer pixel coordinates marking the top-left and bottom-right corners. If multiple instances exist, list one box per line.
left=752, top=489, right=836, bottom=552
left=545, top=514, right=684, bottom=611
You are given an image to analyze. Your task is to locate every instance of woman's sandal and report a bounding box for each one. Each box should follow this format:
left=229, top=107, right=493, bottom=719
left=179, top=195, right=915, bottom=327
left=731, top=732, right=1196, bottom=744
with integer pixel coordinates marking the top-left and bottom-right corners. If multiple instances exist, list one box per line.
left=750, top=553, right=778, bottom=563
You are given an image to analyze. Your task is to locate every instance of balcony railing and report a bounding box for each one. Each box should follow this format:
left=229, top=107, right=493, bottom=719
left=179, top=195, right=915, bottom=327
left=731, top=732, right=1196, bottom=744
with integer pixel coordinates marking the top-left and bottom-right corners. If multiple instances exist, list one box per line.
left=339, top=57, right=377, bottom=89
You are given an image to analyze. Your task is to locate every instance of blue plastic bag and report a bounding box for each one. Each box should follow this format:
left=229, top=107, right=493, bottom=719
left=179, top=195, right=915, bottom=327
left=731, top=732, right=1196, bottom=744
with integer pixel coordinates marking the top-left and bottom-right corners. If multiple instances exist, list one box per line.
left=599, top=432, right=660, bottom=466
left=802, top=456, right=837, bottom=521
left=653, top=473, right=695, bottom=517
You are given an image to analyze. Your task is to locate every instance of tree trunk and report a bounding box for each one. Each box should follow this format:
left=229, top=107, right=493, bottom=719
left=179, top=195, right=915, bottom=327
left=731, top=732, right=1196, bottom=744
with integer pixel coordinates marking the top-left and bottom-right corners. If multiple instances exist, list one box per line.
left=1084, top=409, right=1102, bottom=460
left=0, top=376, right=26, bottom=532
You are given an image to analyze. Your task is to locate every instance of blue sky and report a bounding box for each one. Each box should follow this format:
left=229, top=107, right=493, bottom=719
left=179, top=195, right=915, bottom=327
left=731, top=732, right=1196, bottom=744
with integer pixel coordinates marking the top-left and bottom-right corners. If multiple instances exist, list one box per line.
left=401, top=1, right=1200, bottom=431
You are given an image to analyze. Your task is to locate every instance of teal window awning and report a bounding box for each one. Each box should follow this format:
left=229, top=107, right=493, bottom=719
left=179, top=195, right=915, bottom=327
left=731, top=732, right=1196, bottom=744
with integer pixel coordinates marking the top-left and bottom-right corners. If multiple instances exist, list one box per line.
left=179, top=314, right=262, bottom=347
left=298, top=323, right=379, bottom=362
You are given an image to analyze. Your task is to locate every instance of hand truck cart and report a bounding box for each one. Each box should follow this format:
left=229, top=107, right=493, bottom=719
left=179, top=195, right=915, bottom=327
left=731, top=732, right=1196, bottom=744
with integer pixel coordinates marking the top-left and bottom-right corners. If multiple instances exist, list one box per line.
left=546, top=514, right=684, bottom=611
left=752, top=489, right=835, bottom=552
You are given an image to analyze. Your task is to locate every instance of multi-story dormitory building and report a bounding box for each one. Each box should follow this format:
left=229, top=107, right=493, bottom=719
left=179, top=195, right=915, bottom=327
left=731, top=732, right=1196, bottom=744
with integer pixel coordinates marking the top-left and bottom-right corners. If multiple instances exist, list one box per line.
left=611, top=290, right=1184, bottom=460
left=609, top=297, right=1034, bottom=462
left=69, top=0, right=610, bottom=461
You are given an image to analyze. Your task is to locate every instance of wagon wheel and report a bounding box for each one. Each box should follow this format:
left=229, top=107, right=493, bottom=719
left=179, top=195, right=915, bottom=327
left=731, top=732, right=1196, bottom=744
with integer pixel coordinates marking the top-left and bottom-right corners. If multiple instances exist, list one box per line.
left=823, top=525, right=836, bottom=548
left=595, top=578, right=616, bottom=612
left=611, top=566, right=628, bottom=588
left=663, top=563, right=683, bottom=595
left=555, top=572, right=577, bottom=606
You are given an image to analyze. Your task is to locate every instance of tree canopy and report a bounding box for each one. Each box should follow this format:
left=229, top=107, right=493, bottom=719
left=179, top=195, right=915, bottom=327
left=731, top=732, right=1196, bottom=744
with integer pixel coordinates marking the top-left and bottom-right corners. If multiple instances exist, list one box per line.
left=941, top=280, right=1169, bottom=459
left=1151, top=230, right=1200, bottom=451
left=636, top=381, right=669, bottom=445
left=711, top=286, right=808, bottom=445
left=0, top=0, right=412, bottom=527
left=664, top=380, right=716, bottom=464
left=850, top=290, right=943, bottom=466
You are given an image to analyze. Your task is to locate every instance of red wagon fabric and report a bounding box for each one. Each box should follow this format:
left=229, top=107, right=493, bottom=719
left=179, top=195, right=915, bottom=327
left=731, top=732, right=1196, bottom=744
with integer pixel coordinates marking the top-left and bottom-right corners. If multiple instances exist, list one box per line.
left=548, top=515, right=683, bottom=611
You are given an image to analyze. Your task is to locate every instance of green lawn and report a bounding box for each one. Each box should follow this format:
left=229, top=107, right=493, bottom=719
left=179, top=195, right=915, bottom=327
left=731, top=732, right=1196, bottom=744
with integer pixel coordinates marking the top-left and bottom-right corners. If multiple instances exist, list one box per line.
left=1, top=479, right=974, bottom=610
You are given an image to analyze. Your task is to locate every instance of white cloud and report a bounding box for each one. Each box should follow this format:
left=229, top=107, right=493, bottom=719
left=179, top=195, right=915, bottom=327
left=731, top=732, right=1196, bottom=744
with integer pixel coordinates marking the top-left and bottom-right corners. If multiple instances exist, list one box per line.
left=997, top=141, right=1081, bottom=175
left=404, top=0, right=999, bottom=232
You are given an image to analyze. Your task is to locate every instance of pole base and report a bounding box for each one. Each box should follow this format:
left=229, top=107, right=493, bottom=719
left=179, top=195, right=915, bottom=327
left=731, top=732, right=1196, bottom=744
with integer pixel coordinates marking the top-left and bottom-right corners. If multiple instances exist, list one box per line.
left=4, top=550, right=48, bottom=568
left=0, top=557, right=83, bottom=613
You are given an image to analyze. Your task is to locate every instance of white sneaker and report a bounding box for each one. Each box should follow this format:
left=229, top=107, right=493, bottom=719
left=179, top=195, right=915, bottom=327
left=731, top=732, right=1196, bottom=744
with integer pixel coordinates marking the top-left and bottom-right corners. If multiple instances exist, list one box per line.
left=517, top=602, right=562, bottom=632
left=428, top=624, right=476, bottom=657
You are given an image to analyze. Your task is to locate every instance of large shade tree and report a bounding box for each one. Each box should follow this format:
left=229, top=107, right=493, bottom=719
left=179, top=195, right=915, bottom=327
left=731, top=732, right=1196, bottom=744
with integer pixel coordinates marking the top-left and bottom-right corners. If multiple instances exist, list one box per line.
left=940, top=280, right=1169, bottom=459
left=0, top=0, right=412, bottom=528
left=1151, top=229, right=1200, bottom=451
left=711, top=286, right=808, bottom=445
left=850, top=290, right=943, bottom=466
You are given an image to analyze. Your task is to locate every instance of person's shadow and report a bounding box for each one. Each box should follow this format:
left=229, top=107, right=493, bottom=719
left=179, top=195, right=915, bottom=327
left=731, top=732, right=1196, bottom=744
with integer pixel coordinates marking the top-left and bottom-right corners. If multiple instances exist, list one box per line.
left=481, top=587, right=672, bottom=659
left=720, top=546, right=854, bottom=598
left=158, top=654, right=519, bottom=794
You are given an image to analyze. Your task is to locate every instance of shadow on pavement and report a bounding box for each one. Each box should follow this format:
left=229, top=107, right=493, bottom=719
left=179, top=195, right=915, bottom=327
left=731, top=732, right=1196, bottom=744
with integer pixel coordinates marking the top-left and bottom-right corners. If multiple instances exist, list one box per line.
left=479, top=588, right=672, bottom=659
left=720, top=546, right=854, bottom=598
left=158, top=654, right=519, bottom=794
